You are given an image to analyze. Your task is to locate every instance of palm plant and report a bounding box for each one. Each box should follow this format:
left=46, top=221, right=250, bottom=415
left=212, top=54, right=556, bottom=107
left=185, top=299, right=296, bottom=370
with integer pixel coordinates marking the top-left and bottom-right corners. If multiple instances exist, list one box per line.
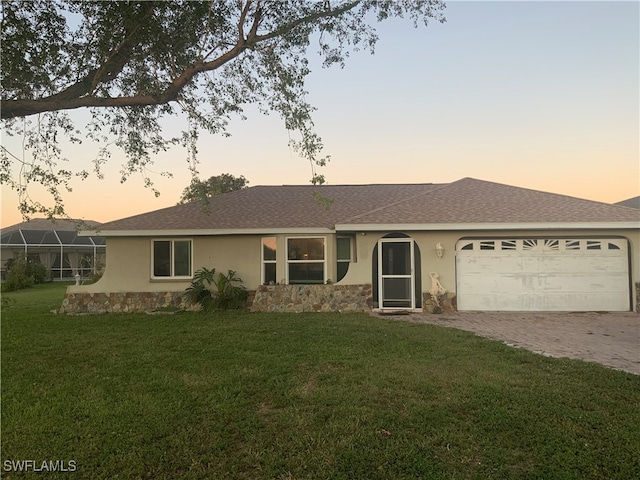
left=184, top=268, right=247, bottom=310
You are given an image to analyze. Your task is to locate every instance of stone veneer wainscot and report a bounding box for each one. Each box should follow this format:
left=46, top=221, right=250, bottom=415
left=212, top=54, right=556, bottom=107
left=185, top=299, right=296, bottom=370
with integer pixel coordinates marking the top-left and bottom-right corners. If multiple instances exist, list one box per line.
left=59, top=284, right=374, bottom=314
left=250, top=284, right=373, bottom=313
left=59, top=291, right=190, bottom=314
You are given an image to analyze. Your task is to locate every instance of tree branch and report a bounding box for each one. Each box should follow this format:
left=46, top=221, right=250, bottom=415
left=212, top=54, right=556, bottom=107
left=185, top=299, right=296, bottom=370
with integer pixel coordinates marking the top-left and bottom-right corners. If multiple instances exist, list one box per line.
left=237, top=0, right=252, bottom=42
left=87, top=21, right=147, bottom=95
left=1, top=4, right=154, bottom=118
left=2, top=41, right=249, bottom=118
left=0, top=0, right=363, bottom=120
left=247, top=1, right=262, bottom=43
left=253, top=0, right=361, bottom=43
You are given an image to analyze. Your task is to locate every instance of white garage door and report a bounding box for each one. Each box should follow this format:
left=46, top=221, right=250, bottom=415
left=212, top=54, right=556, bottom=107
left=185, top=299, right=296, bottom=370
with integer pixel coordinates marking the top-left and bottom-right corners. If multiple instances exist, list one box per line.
left=456, top=238, right=630, bottom=311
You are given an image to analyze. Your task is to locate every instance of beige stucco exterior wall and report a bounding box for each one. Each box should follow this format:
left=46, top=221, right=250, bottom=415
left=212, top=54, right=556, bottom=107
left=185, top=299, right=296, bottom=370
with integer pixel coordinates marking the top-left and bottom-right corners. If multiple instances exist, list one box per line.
left=337, top=231, right=457, bottom=292
left=68, top=228, right=639, bottom=311
left=69, top=235, right=262, bottom=293
left=339, top=228, right=640, bottom=311
left=67, top=233, right=339, bottom=294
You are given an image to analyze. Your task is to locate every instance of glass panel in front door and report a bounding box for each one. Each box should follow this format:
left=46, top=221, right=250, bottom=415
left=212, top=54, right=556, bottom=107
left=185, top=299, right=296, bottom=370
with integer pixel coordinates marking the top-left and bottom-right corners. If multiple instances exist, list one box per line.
left=382, top=278, right=412, bottom=308
left=382, top=242, right=411, bottom=276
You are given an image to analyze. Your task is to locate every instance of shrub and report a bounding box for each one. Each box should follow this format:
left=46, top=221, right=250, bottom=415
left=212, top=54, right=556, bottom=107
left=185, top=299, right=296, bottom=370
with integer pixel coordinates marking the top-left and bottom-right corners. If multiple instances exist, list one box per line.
left=90, top=260, right=105, bottom=283
left=1, top=256, right=49, bottom=292
left=30, top=262, right=48, bottom=284
left=184, top=267, right=216, bottom=310
left=2, top=258, right=33, bottom=292
left=212, top=270, right=247, bottom=310
left=184, top=268, right=247, bottom=311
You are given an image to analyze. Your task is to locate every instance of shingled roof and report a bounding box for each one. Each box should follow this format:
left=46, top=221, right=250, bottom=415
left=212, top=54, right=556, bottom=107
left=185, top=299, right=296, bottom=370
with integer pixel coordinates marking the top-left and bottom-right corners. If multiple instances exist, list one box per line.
left=340, top=178, right=640, bottom=227
left=94, top=178, right=640, bottom=235
left=95, top=183, right=441, bottom=233
left=615, top=196, right=640, bottom=209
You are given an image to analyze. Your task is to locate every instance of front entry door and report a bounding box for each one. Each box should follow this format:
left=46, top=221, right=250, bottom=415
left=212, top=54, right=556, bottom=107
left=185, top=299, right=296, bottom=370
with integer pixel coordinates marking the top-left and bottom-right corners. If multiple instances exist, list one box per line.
left=378, top=239, right=415, bottom=309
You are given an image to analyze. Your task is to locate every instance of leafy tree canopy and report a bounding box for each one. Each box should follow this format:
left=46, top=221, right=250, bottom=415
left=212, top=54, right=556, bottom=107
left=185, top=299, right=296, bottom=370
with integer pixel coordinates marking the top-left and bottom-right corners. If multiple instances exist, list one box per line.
left=178, top=173, right=249, bottom=204
left=0, top=0, right=446, bottom=218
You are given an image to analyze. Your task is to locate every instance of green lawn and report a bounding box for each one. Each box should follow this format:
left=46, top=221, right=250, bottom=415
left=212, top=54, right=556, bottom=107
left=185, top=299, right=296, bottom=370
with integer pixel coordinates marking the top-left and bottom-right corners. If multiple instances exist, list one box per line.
left=2, top=283, right=639, bottom=479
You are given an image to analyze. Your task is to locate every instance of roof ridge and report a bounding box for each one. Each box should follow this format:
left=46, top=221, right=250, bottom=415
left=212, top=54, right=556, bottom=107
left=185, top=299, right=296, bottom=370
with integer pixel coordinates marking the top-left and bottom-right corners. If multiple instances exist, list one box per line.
left=251, top=183, right=437, bottom=188
left=342, top=182, right=452, bottom=223
left=460, top=177, right=638, bottom=209
left=339, top=177, right=639, bottom=226
left=613, top=195, right=640, bottom=210
left=611, top=203, right=640, bottom=212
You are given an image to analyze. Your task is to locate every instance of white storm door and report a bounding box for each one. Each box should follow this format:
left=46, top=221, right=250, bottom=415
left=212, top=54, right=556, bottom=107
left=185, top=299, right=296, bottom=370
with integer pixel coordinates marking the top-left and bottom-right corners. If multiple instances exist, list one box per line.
left=378, top=239, right=415, bottom=309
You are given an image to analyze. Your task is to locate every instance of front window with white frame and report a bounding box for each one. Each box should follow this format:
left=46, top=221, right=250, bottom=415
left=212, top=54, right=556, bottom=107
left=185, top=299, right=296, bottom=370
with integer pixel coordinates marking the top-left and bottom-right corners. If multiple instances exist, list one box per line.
left=287, top=237, right=325, bottom=284
left=152, top=239, right=192, bottom=278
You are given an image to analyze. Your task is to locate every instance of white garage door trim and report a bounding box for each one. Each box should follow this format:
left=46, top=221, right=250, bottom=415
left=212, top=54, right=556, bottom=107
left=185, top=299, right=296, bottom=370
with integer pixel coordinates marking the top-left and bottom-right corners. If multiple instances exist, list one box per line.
left=456, top=238, right=630, bottom=312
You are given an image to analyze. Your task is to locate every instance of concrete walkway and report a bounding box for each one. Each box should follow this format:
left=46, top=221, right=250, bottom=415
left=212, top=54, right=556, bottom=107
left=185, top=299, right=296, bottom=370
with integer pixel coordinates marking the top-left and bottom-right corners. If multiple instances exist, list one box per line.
left=374, top=311, right=640, bottom=375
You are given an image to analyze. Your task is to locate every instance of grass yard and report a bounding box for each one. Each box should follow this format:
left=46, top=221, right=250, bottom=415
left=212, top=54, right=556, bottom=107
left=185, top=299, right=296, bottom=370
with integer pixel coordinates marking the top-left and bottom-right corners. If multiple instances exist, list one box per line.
left=2, top=283, right=639, bottom=479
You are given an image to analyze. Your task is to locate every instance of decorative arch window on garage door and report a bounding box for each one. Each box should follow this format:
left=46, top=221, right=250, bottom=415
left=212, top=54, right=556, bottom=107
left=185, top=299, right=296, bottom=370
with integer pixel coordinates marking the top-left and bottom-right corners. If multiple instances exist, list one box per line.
left=457, top=238, right=625, bottom=253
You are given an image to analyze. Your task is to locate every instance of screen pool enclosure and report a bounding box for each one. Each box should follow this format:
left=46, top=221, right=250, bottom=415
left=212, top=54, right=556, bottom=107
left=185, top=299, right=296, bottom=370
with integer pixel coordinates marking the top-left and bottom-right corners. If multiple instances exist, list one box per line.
left=1, top=220, right=106, bottom=281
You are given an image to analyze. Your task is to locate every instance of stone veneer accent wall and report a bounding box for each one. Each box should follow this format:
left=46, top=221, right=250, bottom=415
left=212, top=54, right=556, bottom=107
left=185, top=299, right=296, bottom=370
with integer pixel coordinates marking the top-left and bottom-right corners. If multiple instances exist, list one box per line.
left=59, top=291, right=191, bottom=314
left=422, top=292, right=457, bottom=314
left=59, top=285, right=373, bottom=314
left=250, top=284, right=373, bottom=313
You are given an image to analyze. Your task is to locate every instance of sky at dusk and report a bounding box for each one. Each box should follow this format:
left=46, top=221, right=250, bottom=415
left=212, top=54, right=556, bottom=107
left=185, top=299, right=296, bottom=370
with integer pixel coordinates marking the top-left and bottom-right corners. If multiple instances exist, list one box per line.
left=1, top=0, right=639, bottom=228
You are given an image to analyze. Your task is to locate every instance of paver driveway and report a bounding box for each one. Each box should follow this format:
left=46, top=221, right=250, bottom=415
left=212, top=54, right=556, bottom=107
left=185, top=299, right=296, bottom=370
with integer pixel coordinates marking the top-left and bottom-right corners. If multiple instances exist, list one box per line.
left=375, top=311, right=640, bottom=375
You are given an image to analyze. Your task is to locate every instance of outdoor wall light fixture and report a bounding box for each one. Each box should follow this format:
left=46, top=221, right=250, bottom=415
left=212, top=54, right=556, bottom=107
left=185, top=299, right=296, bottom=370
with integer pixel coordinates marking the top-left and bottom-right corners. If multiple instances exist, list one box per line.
left=435, top=242, right=444, bottom=258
